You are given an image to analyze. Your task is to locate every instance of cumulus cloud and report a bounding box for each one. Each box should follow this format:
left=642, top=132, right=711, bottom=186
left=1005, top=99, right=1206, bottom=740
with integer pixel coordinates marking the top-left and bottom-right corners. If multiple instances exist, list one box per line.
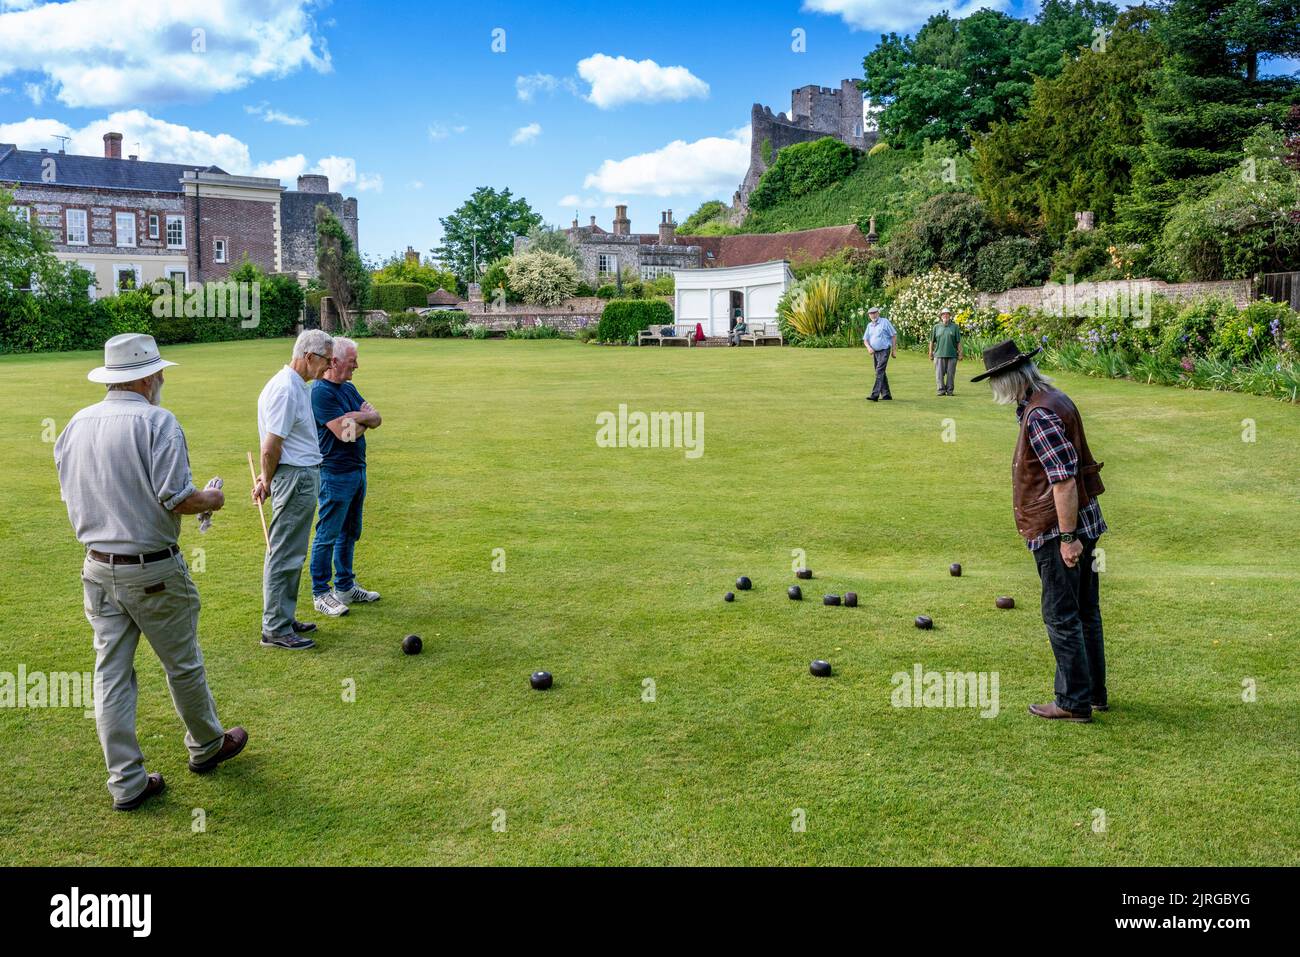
left=428, top=122, right=467, bottom=141
left=0, top=110, right=378, bottom=193
left=576, top=54, right=709, bottom=109
left=558, top=194, right=611, bottom=209
left=582, top=127, right=749, bottom=197
left=0, top=0, right=331, bottom=108
left=801, top=0, right=1010, bottom=32
left=511, top=122, right=541, bottom=146
left=245, top=102, right=308, bottom=126
left=515, top=73, right=577, bottom=102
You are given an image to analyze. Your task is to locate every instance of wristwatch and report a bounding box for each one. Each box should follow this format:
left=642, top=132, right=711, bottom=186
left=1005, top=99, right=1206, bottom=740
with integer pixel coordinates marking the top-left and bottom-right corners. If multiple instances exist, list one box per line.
left=1059, top=532, right=1077, bottom=544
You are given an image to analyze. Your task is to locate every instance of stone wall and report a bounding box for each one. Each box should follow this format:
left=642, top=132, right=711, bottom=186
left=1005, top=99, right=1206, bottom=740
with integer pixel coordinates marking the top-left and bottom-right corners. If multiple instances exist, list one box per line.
left=10, top=183, right=186, bottom=259
left=281, top=188, right=359, bottom=278
left=977, top=278, right=1253, bottom=314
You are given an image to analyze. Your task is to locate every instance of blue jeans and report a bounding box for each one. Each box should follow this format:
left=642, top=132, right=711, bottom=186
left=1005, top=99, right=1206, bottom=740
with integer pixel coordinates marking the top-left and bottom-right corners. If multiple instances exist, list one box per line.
left=311, top=468, right=366, bottom=597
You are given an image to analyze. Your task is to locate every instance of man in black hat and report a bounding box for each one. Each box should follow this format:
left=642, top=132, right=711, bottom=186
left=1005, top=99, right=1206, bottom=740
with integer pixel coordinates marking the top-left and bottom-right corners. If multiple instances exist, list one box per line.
left=972, top=341, right=1108, bottom=723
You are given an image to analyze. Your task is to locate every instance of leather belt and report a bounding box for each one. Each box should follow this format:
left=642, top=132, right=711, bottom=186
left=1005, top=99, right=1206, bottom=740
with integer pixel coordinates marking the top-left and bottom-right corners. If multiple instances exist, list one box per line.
left=88, top=544, right=180, bottom=566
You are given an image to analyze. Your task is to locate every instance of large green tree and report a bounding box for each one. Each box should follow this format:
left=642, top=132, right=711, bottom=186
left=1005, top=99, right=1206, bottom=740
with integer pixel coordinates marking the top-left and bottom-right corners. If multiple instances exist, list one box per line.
left=862, top=1, right=1119, bottom=149
left=434, top=187, right=542, bottom=285
left=973, top=6, right=1165, bottom=239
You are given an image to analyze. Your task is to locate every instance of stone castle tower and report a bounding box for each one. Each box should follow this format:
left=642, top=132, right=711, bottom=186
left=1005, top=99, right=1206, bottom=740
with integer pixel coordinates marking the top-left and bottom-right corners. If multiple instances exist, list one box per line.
left=280, top=173, right=360, bottom=278
left=734, top=79, right=877, bottom=215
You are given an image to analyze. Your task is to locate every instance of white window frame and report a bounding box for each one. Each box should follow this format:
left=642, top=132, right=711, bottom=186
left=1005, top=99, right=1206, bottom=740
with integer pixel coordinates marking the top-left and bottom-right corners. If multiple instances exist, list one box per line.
left=598, top=253, right=618, bottom=276
left=113, top=263, right=143, bottom=292
left=640, top=265, right=672, bottom=280
left=213, top=238, right=227, bottom=263
left=166, top=215, right=185, bottom=249
left=148, top=214, right=160, bottom=240
left=66, top=208, right=88, bottom=246
left=115, top=212, right=136, bottom=248
left=8, top=205, right=30, bottom=224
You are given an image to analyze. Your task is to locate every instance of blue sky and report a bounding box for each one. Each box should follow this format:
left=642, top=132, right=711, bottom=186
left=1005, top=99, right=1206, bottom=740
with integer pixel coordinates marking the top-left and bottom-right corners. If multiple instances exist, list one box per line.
left=0, top=0, right=1294, bottom=263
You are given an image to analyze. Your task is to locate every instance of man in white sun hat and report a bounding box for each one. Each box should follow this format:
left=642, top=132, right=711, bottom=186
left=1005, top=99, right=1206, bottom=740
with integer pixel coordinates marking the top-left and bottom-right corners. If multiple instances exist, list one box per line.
left=53, top=333, right=247, bottom=812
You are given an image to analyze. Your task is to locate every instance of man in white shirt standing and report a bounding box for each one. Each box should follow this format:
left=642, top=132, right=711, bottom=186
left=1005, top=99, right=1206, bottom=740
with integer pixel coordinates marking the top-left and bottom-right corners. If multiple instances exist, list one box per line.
left=253, top=329, right=334, bottom=650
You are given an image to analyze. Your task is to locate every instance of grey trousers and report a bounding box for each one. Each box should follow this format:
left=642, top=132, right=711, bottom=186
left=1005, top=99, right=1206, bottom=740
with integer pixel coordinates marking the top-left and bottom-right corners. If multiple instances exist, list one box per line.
left=262, top=464, right=320, bottom=638
left=81, top=552, right=225, bottom=803
left=935, top=357, right=956, bottom=394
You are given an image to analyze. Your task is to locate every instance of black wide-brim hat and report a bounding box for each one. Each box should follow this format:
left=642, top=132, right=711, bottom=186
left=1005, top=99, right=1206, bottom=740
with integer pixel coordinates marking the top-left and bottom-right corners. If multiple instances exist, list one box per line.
left=970, top=339, right=1042, bottom=382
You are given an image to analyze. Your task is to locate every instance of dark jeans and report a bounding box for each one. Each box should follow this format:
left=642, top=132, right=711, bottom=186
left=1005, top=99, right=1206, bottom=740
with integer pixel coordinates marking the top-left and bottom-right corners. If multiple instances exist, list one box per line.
left=1034, top=534, right=1106, bottom=714
left=311, top=467, right=366, bottom=596
left=870, top=350, right=892, bottom=399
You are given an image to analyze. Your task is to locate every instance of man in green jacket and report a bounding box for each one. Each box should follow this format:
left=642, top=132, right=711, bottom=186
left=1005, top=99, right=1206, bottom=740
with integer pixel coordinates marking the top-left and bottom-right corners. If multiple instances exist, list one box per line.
left=929, top=308, right=963, bottom=396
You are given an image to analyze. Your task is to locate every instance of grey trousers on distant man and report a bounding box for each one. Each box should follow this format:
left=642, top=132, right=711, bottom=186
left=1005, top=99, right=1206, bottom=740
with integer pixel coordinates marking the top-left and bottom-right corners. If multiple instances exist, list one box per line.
left=262, top=464, right=320, bottom=638
left=935, top=357, right=957, bottom=394
left=82, top=552, right=225, bottom=804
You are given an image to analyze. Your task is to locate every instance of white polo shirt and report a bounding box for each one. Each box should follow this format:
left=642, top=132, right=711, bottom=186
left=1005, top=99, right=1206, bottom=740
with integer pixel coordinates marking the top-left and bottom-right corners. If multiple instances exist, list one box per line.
left=257, top=365, right=323, bottom=467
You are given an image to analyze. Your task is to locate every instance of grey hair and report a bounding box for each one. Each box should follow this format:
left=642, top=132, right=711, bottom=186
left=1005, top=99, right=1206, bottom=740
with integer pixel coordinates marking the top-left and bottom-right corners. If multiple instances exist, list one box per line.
left=332, top=336, right=357, bottom=357
left=989, top=361, right=1053, bottom=405
left=293, top=328, right=334, bottom=360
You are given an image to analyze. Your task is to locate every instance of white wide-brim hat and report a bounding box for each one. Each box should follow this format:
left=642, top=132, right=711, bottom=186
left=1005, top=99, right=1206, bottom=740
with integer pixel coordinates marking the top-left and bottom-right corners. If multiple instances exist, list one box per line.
left=87, top=333, right=177, bottom=384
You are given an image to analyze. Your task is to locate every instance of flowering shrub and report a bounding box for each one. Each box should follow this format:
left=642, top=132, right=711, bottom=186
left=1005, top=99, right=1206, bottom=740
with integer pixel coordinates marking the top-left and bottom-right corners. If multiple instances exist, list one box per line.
left=889, top=269, right=975, bottom=341
left=503, top=250, right=580, bottom=306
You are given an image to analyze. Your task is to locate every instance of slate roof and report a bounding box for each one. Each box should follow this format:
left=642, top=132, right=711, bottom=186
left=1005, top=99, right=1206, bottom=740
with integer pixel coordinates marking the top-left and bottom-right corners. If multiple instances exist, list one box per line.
left=0, top=144, right=224, bottom=193
left=427, top=288, right=462, bottom=306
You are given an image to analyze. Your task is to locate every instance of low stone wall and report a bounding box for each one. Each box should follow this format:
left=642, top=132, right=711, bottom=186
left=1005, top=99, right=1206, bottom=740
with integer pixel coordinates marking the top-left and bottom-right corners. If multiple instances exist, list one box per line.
left=977, top=278, right=1252, bottom=314
left=448, top=296, right=674, bottom=332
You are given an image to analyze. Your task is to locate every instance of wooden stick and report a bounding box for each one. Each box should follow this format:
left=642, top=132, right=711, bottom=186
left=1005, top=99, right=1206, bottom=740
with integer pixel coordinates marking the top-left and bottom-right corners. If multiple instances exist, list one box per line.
left=247, top=450, right=270, bottom=549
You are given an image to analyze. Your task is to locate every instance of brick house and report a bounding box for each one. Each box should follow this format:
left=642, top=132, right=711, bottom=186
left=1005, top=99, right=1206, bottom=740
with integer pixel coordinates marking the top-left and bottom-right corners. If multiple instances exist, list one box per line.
left=0, top=132, right=359, bottom=296
left=525, top=205, right=871, bottom=285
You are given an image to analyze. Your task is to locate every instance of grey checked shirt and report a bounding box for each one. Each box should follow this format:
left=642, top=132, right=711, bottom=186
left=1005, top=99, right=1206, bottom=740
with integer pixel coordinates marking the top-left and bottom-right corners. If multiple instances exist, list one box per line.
left=53, top=391, right=197, bottom=553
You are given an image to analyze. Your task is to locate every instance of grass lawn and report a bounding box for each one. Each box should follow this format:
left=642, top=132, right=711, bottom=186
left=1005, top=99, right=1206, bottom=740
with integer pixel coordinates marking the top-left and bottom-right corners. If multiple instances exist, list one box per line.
left=1, top=338, right=1297, bottom=866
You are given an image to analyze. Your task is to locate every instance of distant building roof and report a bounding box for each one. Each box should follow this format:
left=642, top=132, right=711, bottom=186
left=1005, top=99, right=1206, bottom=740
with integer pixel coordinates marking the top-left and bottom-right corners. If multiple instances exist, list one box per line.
left=682, top=224, right=870, bottom=268
left=0, top=143, right=223, bottom=193
left=427, top=288, right=461, bottom=306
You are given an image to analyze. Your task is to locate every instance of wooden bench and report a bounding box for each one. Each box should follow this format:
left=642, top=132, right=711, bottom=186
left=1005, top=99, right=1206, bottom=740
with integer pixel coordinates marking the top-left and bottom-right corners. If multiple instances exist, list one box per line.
left=738, top=321, right=784, bottom=346
left=638, top=323, right=693, bottom=346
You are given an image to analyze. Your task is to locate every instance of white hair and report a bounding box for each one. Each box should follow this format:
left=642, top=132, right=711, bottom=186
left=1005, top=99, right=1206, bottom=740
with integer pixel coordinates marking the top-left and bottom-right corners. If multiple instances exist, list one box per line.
left=989, top=361, right=1054, bottom=405
left=332, top=336, right=357, bottom=357
left=293, top=328, right=334, bottom=360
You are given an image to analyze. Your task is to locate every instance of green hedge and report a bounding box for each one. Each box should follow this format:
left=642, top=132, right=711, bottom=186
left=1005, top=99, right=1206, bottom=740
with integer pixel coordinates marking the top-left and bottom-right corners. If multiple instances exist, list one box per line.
left=371, top=282, right=430, bottom=311
left=596, top=299, right=673, bottom=343
left=749, top=137, right=858, bottom=211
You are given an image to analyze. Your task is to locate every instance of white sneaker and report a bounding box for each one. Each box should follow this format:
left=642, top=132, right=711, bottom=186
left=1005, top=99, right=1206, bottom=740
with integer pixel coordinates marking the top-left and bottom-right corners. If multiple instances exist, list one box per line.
left=313, top=592, right=350, bottom=617
left=335, top=584, right=380, bottom=604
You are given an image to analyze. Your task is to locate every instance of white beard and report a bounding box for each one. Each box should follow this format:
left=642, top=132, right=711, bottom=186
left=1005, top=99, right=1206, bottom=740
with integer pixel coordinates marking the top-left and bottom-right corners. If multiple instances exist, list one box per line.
left=149, top=381, right=164, bottom=406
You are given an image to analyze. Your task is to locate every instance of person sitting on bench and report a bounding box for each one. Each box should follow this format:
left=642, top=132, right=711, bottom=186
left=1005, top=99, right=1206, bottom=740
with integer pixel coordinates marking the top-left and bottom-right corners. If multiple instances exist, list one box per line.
left=730, top=316, right=749, bottom=346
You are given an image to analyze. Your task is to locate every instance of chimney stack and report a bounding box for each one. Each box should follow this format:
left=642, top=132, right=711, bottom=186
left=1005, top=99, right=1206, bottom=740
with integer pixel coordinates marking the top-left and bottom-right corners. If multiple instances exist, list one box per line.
left=103, top=132, right=123, bottom=159
left=658, top=209, right=676, bottom=245
left=613, top=204, right=630, bottom=236
left=589, top=215, right=597, bottom=228
left=572, top=215, right=579, bottom=230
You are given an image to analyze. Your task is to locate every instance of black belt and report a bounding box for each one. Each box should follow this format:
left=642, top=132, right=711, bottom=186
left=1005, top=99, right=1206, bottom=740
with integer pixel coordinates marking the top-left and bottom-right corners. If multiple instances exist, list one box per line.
left=88, top=544, right=180, bottom=566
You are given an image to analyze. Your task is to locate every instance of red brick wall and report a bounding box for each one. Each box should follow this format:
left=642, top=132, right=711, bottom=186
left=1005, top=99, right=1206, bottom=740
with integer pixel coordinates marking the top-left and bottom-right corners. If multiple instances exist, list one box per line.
left=186, top=193, right=277, bottom=280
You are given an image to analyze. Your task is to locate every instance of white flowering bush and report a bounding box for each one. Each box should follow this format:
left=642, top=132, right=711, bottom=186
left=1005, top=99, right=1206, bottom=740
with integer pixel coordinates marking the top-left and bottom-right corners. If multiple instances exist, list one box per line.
left=392, top=323, right=416, bottom=338
left=889, top=269, right=975, bottom=341
left=504, top=250, right=580, bottom=306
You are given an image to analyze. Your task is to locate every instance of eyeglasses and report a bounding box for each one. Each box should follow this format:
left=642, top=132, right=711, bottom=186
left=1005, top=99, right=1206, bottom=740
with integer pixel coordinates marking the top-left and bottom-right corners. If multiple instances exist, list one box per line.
left=310, top=351, right=332, bottom=361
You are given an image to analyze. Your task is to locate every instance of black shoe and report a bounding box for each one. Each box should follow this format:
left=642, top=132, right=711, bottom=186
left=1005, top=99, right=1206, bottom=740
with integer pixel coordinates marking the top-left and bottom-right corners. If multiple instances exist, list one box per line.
left=261, top=632, right=316, bottom=650
left=1091, top=701, right=1109, bottom=712
left=867, top=395, right=879, bottom=402
left=291, top=619, right=317, bottom=634
left=881, top=395, right=893, bottom=401
left=113, top=772, right=165, bottom=811
left=190, top=727, right=249, bottom=773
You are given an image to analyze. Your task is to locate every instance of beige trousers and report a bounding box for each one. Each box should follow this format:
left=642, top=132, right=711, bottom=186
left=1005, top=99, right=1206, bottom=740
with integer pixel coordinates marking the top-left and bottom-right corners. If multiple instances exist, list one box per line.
left=81, top=552, right=225, bottom=803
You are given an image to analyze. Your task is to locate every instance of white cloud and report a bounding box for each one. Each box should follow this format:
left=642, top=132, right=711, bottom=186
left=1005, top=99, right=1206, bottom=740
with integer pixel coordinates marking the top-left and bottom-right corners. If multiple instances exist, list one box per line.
left=0, top=0, right=331, bottom=108
left=515, top=72, right=577, bottom=102
left=582, top=126, right=750, bottom=197
left=576, top=54, right=709, bottom=109
left=0, top=110, right=378, bottom=193
left=245, top=102, right=308, bottom=126
left=410, top=180, right=425, bottom=190
left=801, top=0, right=1010, bottom=32
left=511, top=122, right=541, bottom=146
left=428, top=122, right=467, bottom=141
left=558, top=194, right=610, bottom=209
left=23, top=81, right=45, bottom=105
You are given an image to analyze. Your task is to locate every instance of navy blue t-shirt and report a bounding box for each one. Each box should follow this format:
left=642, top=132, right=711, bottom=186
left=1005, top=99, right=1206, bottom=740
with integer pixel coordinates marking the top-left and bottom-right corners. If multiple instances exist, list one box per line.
left=312, top=378, right=366, bottom=473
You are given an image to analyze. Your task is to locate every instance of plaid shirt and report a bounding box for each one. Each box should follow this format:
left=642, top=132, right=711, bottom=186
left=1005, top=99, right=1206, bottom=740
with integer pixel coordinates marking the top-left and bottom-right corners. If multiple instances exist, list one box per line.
left=1017, top=399, right=1107, bottom=551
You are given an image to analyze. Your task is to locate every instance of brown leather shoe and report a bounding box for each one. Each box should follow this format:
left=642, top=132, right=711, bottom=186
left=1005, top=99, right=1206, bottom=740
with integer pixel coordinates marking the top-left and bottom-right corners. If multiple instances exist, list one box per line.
left=1028, top=702, right=1092, bottom=723
left=189, top=726, right=248, bottom=773
left=113, top=772, right=165, bottom=811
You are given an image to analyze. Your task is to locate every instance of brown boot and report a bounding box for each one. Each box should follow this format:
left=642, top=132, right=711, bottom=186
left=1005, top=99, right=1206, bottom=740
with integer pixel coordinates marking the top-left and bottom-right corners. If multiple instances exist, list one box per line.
left=189, top=727, right=249, bottom=773
left=113, top=772, right=165, bottom=811
left=1028, top=702, right=1092, bottom=723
